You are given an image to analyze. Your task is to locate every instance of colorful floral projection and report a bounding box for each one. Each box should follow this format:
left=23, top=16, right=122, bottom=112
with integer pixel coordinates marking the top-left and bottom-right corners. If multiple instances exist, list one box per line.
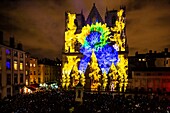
left=62, top=9, right=128, bottom=92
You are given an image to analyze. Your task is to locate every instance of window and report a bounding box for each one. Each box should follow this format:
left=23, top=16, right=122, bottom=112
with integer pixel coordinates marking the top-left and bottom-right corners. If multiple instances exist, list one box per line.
left=30, top=71, right=32, bottom=75
left=38, top=77, right=41, bottom=83
left=158, top=73, right=162, bottom=76
left=6, top=59, right=11, bottom=70
left=147, top=73, right=151, bottom=76
left=142, top=59, right=146, bottom=61
left=6, top=49, right=11, bottom=55
left=139, top=59, right=141, bottom=61
left=147, top=79, right=151, bottom=82
left=20, top=62, right=23, bottom=70
left=33, top=64, right=36, bottom=67
left=26, top=79, right=28, bottom=86
left=14, top=51, right=18, bottom=57
left=20, top=53, right=23, bottom=58
left=26, top=71, right=28, bottom=75
left=38, top=70, right=40, bottom=75
left=20, top=74, right=23, bottom=83
left=34, top=71, right=36, bottom=75
left=14, top=60, right=18, bottom=70
left=30, top=63, right=32, bottom=67
left=7, top=88, right=11, bottom=97
left=78, top=90, right=81, bottom=98
left=7, top=74, right=11, bottom=85
left=135, top=73, right=140, bottom=76
left=44, top=77, right=46, bottom=82
left=14, top=74, right=18, bottom=84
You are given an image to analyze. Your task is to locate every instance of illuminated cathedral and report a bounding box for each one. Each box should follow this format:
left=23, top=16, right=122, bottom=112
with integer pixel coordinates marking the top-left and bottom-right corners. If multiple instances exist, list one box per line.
left=62, top=4, right=128, bottom=92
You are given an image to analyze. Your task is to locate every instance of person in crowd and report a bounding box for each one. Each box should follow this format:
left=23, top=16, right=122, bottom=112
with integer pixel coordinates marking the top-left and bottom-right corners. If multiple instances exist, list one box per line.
left=0, top=90, right=170, bottom=113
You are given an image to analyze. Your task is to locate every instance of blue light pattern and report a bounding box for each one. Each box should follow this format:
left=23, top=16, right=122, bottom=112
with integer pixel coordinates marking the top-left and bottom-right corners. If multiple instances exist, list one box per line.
left=6, top=61, right=10, bottom=69
left=79, top=31, right=118, bottom=74
left=95, top=44, right=118, bottom=74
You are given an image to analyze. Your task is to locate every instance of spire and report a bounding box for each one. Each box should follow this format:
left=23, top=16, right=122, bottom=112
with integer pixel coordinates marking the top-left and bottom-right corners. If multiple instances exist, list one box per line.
left=106, top=7, right=108, bottom=12
left=86, top=3, right=104, bottom=25
left=81, top=9, right=83, bottom=14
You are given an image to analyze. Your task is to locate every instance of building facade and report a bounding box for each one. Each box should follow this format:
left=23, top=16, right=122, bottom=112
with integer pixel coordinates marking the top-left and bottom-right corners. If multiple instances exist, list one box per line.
left=0, top=31, right=26, bottom=99
left=129, top=48, right=170, bottom=92
left=25, top=52, right=30, bottom=86
left=62, top=4, right=128, bottom=91
left=128, top=48, right=170, bottom=68
left=29, top=57, right=39, bottom=84
left=29, top=58, right=61, bottom=84
left=131, top=68, right=170, bottom=92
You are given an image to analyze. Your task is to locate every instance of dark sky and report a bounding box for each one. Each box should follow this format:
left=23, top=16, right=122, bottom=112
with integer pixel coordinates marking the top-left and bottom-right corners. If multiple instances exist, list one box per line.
left=0, top=0, right=170, bottom=59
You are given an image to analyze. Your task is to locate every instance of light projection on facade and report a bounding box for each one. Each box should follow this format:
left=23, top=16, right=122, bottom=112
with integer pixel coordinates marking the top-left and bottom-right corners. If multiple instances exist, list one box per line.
left=62, top=5, right=128, bottom=91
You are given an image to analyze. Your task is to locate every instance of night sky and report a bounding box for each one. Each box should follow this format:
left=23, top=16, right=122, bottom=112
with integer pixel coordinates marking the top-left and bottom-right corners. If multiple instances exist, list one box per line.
left=0, top=0, right=170, bottom=59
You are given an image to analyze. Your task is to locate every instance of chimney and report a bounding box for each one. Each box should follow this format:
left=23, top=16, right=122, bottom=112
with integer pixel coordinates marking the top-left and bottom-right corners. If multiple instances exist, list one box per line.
left=135, top=51, right=138, bottom=56
left=149, top=50, right=152, bottom=54
left=0, top=31, right=3, bottom=44
left=10, top=36, right=15, bottom=48
left=17, top=43, right=23, bottom=50
left=154, top=51, right=157, bottom=54
left=165, top=48, right=168, bottom=53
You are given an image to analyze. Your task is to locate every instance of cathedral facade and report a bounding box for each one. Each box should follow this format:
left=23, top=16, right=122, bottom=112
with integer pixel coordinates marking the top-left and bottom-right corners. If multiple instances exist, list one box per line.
left=62, top=4, right=128, bottom=92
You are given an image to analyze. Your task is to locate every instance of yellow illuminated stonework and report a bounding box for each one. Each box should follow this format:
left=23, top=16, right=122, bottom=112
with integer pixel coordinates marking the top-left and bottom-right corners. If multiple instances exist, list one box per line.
left=65, top=13, right=77, bottom=53
left=89, top=51, right=101, bottom=91
left=111, top=9, right=126, bottom=51
left=62, top=7, right=128, bottom=92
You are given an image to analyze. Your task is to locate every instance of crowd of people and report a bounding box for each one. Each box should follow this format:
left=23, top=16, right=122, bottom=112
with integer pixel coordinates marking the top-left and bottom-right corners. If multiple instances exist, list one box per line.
left=0, top=90, right=170, bottom=113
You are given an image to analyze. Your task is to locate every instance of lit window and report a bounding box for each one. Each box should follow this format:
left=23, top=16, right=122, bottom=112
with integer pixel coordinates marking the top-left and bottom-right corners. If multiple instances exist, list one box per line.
left=142, top=59, right=146, bottom=61
left=139, top=59, right=141, bottom=61
left=6, top=59, right=11, bottom=69
left=33, top=64, right=36, bottom=67
left=30, top=63, right=32, bottom=67
left=26, top=79, right=28, bottom=86
left=14, top=60, right=18, bottom=70
left=26, top=71, right=28, bottom=75
left=6, top=49, right=10, bottom=55
left=20, top=62, right=23, bottom=70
